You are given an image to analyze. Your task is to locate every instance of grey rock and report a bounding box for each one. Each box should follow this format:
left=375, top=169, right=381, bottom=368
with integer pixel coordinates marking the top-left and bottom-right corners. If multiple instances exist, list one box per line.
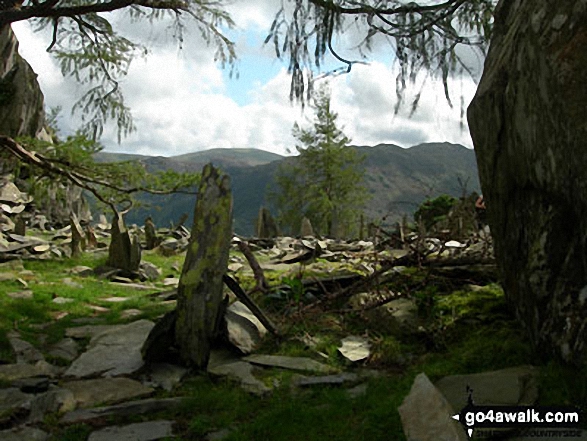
left=60, top=397, right=185, bottom=424
left=8, top=334, right=44, bottom=364
left=243, top=354, right=336, bottom=374
left=48, top=338, right=79, bottom=362
left=65, top=319, right=154, bottom=378
left=435, top=365, right=539, bottom=412
left=292, top=372, right=358, bottom=387
left=121, top=309, right=143, bottom=319
left=398, top=373, right=467, bottom=441
left=52, top=297, right=74, bottom=304
left=337, top=336, right=371, bottom=362
left=140, top=261, right=162, bottom=281
left=142, top=363, right=188, bottom=392
left=0, top=427, right=49, bottom=441
left=12, top=376, right=50, bottom=393
left=61, top=277, right=83, bottom=289
left=68, top=265, right=94, bottom=277
left=6, top=290, right=33, bottom=300
left=28, top=387, right=76, bottom=423
left=225, top=304, right=265, bottom=354
left=0, top=361, right=62, bottom=382
left=346, top=383, right=368, bottom=399
left=208, top=361, right=271, bottom=395
left=65, top=324, right=113, bottom=339
left=62, top=378, right=154, bottom=408
left=88, top=420, right=174, bottom=441
left=0, top=387, right=31, bottom=413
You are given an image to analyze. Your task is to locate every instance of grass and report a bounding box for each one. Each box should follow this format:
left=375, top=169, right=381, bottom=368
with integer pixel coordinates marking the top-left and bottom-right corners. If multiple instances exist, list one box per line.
left=0, top=244, right=585, bottom=439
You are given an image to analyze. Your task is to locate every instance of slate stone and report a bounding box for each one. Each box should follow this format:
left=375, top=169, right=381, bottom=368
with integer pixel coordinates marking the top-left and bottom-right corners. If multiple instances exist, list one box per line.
left=61, top=277, right=83, bottom=289
left=65, top=324, right=112, bottom=338
left=0, top=427, right=48, bottom=441
left=208, top=361, right=271, bottom=395
left=140, top=261, right=161, bottom=281
left=65, top=320, right=155, bottom=378
left=142, top=363, right=188, bottom=392
left=292, top=372, right=358, bottom=387
left=243, top=354, right=336, bottom=374
left=28, top=386, right=76, bottom=422
left=398, top=373, right=467, bottom=441
left=435, top=365, right=539, bottom=412
left=8, top=334, right=44, bottom=364
left=337, top=336, right=371, bottom=362
left=88, top=420, right=174, bottom=441
left=60, top=397, right=185, bottom=424
left=52, top=297, right=74, bottom=304
left=68, top=265, right=94, bottom=277
left=6, top=290, right=33, bottom=299
left=0, top=361, right=62, bottom=381
left=48, top=338, right=79, bottom=362
left=63, top=378, right=153, bottom=408
left=12, top=376, right=50, bottom=393
left=121, top=309, right=142, bottom=319
left=225, top=307, right=263, bottom=354
left=0, top=387, right=31, bottom=413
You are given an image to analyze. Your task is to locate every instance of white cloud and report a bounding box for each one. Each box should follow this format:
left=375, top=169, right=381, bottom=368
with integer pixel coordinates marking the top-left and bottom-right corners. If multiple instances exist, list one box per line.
left=10, top=2, right=477, bottom=157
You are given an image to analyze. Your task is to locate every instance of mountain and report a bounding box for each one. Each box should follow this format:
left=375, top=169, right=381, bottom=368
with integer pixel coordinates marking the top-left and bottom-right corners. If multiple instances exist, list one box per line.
left=96, top=143, right=480, bottom=236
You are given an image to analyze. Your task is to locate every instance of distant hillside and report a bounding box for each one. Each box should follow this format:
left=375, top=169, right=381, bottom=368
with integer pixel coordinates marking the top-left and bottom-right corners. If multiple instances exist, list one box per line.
left=96, top=143, right=480, bottom=236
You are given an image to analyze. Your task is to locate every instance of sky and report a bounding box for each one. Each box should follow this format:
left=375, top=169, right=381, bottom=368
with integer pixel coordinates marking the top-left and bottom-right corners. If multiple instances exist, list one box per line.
left=11, top=1, right=480, bottom=157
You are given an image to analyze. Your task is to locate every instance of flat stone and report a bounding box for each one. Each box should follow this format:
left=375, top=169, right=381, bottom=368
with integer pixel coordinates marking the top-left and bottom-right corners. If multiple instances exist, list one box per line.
left=225, top=307, right=264, bottom=354
left=88, top=304, right=110, bottom=313
left=208, top=361, right=271, bottom=395
left=28, top=387, right=76, bottom=423
left=63, top=378, right=154, bottom=408
left=61, top=397, right=185, bottom=424
left=65, top=320, right=155, bottom=378
left=0, top=387, right=31, bottom=413
left=338, top=336, right=371, bottom=362
left=12, top=376, right=50, bottom=393
left=162, top=277, right=179, bottom=286
left=435, top=365, right=539, bottom=412
left=110, top=282, right=156, bottom=290
left=293, top=372, right=358, bottom=387
left=6, top=290, right=33, bottom=299
left=102, top=296, right=130, bottom=302
left=52, top=297, right=74, bottom=304
left=0, top=361, right=62, bottom=381
left=68, top=265, right=94, bottom=277
left=243, top=354, right=336, bottom=374
left=142, top=363, right=189, bottom=392
left=48, top=338, right=79, bottom=362
left=66, top=325, right=115, bottom=339
left=398, top=373, right=467, bottom=441
left=8, top=334, right=44, bottom=364
left=0, top=427, right=49, bottom=441
left=88, top=420, right=174, bottom=441
left=61, top=277, right=83, bottom=289
left=121, top=309, right=142, bottom=319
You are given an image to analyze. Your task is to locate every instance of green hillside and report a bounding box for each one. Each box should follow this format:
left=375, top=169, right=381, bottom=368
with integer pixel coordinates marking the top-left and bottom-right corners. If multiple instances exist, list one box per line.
left=98, top=143, right=480, bottom=236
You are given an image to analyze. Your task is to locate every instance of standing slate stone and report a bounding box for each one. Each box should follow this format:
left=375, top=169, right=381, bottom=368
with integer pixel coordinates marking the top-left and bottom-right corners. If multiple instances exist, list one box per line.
left=107, top=212, right=141, bottom=273
left=175, top=164, right=232, bottom=369
left=256, top=207, right=279, bottom=238
left=144, top=216, right=158, bottom=250
left=300, top=216, right=314, bottom=237
left=70, top=212, right=86, bottom=258
left=468, top=0, right=587, bottom=364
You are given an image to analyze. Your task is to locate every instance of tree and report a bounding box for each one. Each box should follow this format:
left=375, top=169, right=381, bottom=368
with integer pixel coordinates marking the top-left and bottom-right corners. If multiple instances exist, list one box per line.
left=0, top=0, right=235, bottom=140
left=273, top=84, right=367, bottom=237
left=269, top=1, right=587, bottom=366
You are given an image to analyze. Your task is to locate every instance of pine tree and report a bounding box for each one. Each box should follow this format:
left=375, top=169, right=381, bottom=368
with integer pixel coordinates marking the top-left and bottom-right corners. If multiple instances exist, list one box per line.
left=273, top=84, right=367, bottom=238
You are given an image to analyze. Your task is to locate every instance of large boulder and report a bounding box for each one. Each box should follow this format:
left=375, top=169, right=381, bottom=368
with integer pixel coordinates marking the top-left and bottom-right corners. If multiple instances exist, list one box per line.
left=468, top=1, right=587, bottom=364
left=0, top=25, right=50, bottom=140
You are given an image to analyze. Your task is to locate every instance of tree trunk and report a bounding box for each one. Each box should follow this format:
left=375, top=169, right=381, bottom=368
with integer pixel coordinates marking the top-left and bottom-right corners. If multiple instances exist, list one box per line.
left=175, top=164, right=232, bottom=369
left=468, top=0, right=587, bottom=364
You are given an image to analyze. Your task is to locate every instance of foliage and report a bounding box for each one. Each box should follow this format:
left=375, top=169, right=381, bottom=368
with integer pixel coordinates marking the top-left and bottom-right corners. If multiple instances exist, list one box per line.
left=5, top=134, right=200, bottom=215
left=413, top=194, right=458, bottom=230
left=267, top=0, right=496, bottom=108
left=0, top=0, right=236, bottom=141
left=272, top=84, right=368, bottom=237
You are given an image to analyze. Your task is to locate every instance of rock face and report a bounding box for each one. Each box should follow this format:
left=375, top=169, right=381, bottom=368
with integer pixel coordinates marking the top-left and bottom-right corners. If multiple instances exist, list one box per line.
left=0, top=26, right=49, bottom=140
left=468, top=0, right=587, bottom=363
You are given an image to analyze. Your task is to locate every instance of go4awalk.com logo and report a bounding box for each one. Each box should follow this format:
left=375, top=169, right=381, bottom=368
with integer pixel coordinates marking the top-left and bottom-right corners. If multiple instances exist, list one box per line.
left=452, top=404, right=582, bottom=438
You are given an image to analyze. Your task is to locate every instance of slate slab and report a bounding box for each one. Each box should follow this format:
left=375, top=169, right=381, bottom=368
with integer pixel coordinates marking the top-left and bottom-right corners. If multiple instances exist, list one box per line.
left=398, top=373, right=467, bottom=441
left=62, top=378, right=153, bottom=408
left=65, top=320, right=154, bottom=378
left=243, top=354, right=336, bottom=374
left=8, top=334, right=44, bottom=364
left=0, top=361, right=62, bottom=381
left=88, top=420, right=174, bottom=441
left=337, top=336, right=371, bottom=362
left=28, top=387, right=76, bottom=423
left=0, top=427, right=48, bottom=441
left=435, top=365, right=539, bottom=411
left=208, top=361, right=271, bottom=395
left=292, top=372, right=359, bottom=387
left=142, top=363, right=188, bottom=392
left=0, top=387, right=31, bottom=413
left=60, top=397, right=186, bottom=424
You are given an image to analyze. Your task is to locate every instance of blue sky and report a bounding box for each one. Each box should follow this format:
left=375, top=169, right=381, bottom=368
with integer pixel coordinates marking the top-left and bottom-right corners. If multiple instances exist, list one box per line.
left=11, top=1, right=478, bottom=157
